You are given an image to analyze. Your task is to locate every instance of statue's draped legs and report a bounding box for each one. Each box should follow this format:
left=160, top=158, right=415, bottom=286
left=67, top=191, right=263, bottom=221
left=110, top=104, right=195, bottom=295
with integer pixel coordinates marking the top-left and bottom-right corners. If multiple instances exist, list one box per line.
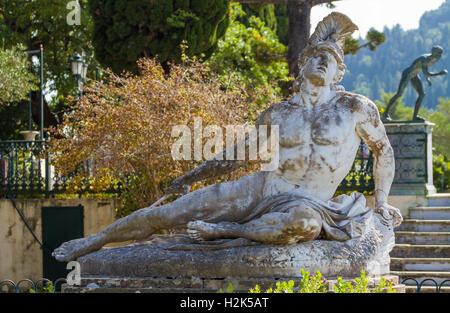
left=52, top=172, right=323, bottom=261
left=187, top=205, right=322, bottom=244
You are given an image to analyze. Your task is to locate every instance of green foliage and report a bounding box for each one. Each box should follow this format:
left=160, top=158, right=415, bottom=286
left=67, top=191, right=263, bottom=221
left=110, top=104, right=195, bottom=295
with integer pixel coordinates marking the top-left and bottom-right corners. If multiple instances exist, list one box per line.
left=29, top=281, right=55, bottom=293
left=0, top=45, right=36, bottom=105
left=239, top=3, right=277, bottom=32
left=0, top=0, right=97, bottom=140
left=217, top=282, right=234, bottom=293
left=207, top=3, right=290, bottom=109
left=297, top=269, right=327, bottom=293
left=433, top=154, right=450, bottom=192
left=0, top=0, right=94, bottom=97
left=426, top=98, right=450, bottom=157
left=273, top=4, right=288, bottom=46
left=342, top=0, right=449, bottom=109
left=239, top=269, right=395, bottom=293
left=88, top=0, right=230, bottom=73
left=344, top=29, right=386, bottom=55
left=333, top=270, right=395, bottom=293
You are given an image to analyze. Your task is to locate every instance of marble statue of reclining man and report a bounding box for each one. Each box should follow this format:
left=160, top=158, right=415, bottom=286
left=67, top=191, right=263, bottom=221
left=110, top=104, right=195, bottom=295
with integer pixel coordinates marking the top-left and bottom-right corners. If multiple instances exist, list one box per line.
left=53, top=12, right=402, bottom=262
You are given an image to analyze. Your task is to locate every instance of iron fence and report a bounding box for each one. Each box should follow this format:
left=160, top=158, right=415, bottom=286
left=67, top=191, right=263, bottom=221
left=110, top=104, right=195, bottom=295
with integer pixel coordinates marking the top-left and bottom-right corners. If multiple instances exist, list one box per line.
left=0, top=278, right=67, bottom=293
left=0, top=140, right=123, bottom=198
left=338, top=142, right=374, bottom=193
left=401, top=278, right=450, bottom=293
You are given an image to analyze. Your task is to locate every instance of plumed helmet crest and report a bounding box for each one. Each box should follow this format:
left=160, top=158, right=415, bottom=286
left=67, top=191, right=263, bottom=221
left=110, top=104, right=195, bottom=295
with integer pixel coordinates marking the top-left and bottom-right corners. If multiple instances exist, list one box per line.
left=309, top=12, right=358, bottom=49
left=299, top=12, right=358, bottom=65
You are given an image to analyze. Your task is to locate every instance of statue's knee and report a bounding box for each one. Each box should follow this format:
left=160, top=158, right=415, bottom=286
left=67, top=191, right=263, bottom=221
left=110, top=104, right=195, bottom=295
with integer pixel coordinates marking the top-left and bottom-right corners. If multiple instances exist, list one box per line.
left=285, top=206, right=322, bottom=241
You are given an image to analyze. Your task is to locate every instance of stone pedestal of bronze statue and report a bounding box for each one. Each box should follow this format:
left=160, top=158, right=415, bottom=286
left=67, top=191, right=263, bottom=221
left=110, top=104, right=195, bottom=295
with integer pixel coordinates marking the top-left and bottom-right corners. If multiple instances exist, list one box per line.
left=384, top=121, right=436, bottom=196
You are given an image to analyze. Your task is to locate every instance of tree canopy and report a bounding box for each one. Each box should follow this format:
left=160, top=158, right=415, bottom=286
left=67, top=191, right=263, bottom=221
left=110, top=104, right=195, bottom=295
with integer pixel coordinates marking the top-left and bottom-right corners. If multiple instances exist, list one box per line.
left=0, top=0, right=95, bottom=139
left=89, top=0, right=231, bottom=73
left=0, top=45, right=36, bottom=105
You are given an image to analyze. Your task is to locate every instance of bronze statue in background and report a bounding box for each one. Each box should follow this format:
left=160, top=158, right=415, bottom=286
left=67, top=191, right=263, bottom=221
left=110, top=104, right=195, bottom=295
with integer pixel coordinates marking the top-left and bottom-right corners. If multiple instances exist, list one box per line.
left=383, top=46, right=447, bottom=121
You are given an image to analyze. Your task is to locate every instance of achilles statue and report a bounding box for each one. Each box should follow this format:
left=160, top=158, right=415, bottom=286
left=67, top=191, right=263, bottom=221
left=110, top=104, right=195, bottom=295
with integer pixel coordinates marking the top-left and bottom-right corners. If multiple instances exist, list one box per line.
left=383, top=46, right=448, bottom=121
left=53, top=13, right=402, bottom=263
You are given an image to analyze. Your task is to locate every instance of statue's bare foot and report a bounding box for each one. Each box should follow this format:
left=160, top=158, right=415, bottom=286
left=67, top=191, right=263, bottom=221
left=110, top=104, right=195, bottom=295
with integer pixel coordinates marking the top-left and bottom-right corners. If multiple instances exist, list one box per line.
left=52, top=237, right=100, bottom=262
left=187, top=220, right=225, bottom=242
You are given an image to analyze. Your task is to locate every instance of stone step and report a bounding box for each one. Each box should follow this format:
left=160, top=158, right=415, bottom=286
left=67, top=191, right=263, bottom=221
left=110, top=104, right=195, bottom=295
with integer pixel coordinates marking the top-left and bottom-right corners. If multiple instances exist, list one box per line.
left=409, top=207, right=450, bottom=220
left=390, top=244, right=450, bottom=258
left=391, top=270, right=450, bottom=287
left=391, top=257, right=450, bottom=271
left=396, top=220, right=450, bottom=232
left=427, top=193, right=450, bottom=207
left=395, top=231, right=450, bottom=245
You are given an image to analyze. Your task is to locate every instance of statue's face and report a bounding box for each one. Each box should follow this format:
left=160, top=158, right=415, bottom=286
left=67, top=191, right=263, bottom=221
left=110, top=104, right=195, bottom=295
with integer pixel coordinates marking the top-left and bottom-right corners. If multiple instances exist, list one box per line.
left=303, top=50, right=338, bottom=87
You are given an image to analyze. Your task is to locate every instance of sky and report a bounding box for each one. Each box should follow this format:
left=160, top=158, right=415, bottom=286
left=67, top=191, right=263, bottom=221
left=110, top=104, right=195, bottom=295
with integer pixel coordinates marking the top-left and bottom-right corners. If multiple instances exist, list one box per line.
left=311, top=0, right=447, bottom=38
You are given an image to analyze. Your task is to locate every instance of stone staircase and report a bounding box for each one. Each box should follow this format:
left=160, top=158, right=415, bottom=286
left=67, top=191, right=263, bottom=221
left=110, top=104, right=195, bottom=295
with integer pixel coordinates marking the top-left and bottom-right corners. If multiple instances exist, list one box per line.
left=390, top=194, right=450, bottom=293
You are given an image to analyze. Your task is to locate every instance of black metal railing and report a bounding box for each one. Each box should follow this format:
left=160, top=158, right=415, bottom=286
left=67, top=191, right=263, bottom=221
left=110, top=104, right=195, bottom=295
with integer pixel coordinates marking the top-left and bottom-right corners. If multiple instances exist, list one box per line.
left=0, top=140, right=48, bottom=196
left=401, top=278, right=450, bottom=293
left=338, top=142, right=374, bottom=193
left=0, top=278, right=67, bottom=293
left=0, top=140, right=123, bottom=198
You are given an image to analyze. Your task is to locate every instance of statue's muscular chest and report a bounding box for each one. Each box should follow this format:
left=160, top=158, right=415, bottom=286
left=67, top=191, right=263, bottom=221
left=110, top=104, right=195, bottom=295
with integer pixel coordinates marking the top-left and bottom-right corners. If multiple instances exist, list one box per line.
left=276, top=103, right=355, bottom=148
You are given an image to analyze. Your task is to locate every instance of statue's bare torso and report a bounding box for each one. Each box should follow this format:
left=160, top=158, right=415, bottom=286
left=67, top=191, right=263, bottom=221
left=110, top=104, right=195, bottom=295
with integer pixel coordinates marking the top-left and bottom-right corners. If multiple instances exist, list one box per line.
left=261, top=91, right=367, bottom=202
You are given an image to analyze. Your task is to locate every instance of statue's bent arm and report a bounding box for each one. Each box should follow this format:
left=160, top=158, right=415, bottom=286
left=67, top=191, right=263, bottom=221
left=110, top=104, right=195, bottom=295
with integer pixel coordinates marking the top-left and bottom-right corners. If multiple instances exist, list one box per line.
left=421, top=61, right=437, bottom=81
left=354, top=97, right=396, bottom=209
left=165, top=106, right=273, bottom=194
left=422, top=59, right=447, bottom=78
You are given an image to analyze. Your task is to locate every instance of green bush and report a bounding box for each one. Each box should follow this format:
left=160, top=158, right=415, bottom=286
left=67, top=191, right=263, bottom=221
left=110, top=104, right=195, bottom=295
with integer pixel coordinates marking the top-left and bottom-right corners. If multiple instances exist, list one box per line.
left=207, top=3, right=289, bottom=110
left=433, top=154, right=450, bottom=192
left=219, top=269, right=396, bottom=293
left=29, top=281, right=55, bottom=293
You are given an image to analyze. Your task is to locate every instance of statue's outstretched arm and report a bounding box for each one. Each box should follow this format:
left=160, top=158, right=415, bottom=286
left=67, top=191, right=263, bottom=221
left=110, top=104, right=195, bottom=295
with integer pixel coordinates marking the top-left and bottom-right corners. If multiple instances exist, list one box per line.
left=422, top=62, right=448, bottom=78
left=165, top=108, right=273, bottom=195
left=164, top=144, right=247, bottom=194
left=355, top=97, right=402, bottom=227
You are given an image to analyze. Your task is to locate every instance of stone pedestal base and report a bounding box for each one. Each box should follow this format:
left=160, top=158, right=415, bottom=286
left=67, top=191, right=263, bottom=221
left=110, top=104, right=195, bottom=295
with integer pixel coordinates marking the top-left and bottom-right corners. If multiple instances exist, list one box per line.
left=62, top=275, right=405, bottom=293
left=63, top=209, right=399, bottom=293
left=74, top=233, right=392, bottom=280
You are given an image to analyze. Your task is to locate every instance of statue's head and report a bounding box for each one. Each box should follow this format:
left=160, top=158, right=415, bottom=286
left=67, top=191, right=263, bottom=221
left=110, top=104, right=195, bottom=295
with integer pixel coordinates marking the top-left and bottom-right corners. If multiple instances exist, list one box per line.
left=431, top=45, right=443, bottom=57
left=294, top=13, right=358, bottom=91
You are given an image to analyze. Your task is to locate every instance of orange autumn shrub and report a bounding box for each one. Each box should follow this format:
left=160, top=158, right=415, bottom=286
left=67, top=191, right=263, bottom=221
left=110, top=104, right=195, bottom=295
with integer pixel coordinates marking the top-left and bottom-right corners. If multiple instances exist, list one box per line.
left=48, top=55, right=273, bottom=214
